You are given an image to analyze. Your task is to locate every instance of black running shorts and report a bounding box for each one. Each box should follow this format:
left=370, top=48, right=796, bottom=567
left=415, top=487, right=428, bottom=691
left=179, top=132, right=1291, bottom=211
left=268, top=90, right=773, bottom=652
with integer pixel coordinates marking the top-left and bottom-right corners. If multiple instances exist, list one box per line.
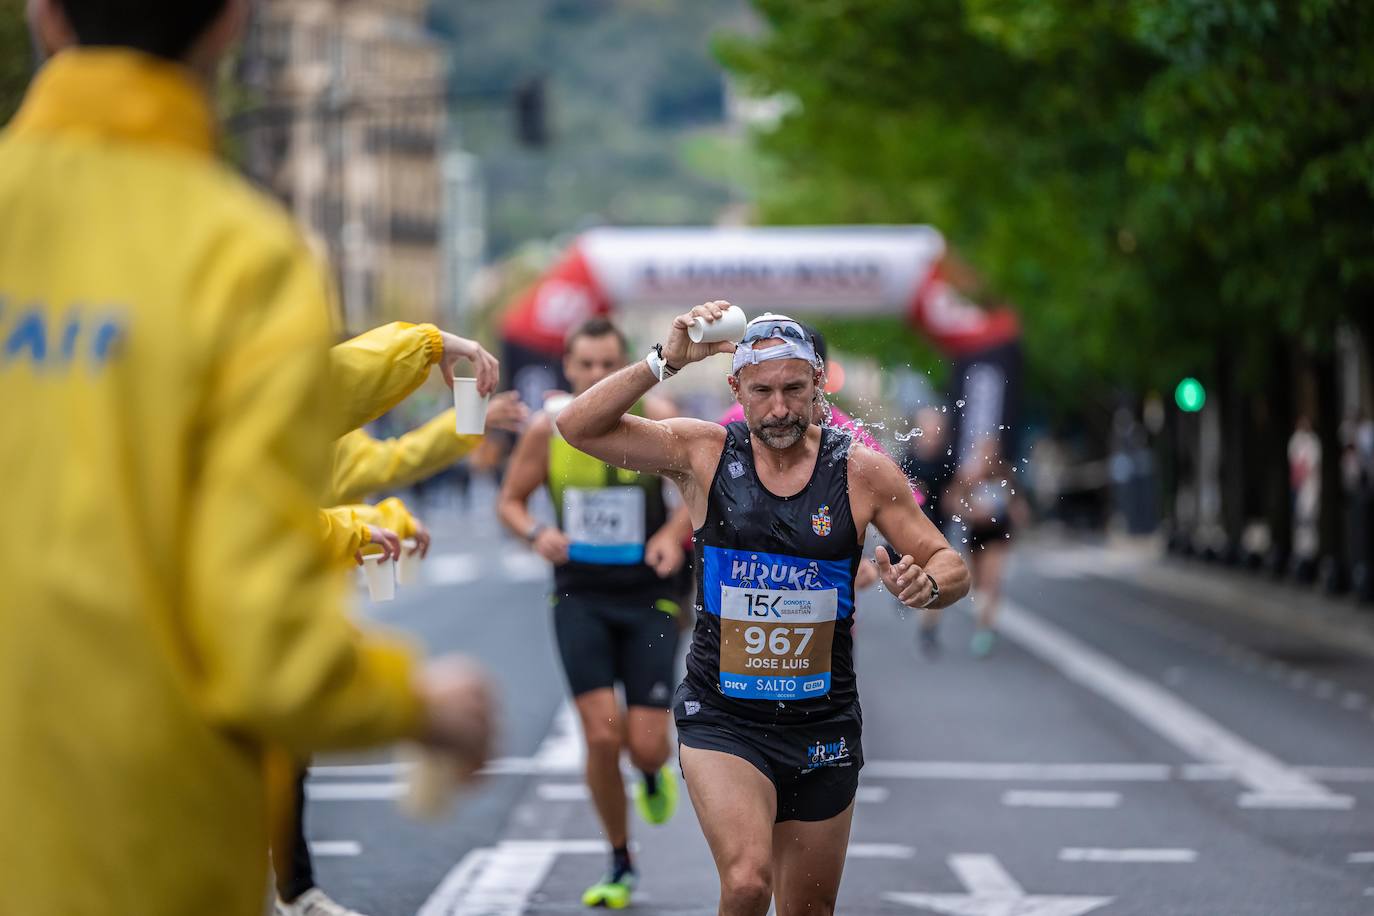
left=552, top=593, right=680, bottom=708
left=673, top=684, right=863, bottom=823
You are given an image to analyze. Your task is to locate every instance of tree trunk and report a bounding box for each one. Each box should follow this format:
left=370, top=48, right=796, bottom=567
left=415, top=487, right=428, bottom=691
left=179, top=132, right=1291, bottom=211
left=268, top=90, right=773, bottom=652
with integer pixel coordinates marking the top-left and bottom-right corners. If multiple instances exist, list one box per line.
left=1218, top=350, right=1247, bottom=563
left=1314, top=349, right=1348, bottom=593
left=1262, top=338, right=1294, bottom=577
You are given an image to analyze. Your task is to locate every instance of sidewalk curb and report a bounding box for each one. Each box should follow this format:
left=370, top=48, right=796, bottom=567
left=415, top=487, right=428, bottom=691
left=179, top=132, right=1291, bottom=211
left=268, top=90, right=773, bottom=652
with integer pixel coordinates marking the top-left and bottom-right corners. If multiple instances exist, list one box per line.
left=1127, top=555, right=1374, bottom=664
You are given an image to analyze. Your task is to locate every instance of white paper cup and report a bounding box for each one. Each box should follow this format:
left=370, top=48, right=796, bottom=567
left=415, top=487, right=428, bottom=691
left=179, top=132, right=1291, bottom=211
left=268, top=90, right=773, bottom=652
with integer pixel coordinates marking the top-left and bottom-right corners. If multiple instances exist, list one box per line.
left=397, top=745, right=461, bottom=820
left=360, top=552, right=395, bottom=601
left=688, top=304, right=748, bottom=344
left=397, top=538, right=422, bottom=586
left=453, top=378, right=490, bottom=435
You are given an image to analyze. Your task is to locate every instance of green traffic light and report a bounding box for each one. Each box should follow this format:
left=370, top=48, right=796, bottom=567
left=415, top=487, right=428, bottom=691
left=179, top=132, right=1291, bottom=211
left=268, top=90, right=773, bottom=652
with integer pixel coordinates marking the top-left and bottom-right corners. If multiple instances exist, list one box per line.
left=1175, top=377, right=1205, bottom=412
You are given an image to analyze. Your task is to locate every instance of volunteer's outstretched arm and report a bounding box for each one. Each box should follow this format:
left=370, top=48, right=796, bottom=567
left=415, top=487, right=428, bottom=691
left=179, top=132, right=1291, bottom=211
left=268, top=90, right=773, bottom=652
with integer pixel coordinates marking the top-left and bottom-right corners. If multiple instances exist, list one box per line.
left=329, top=323, right=500, bottom=437
left=327, top=392, right=526, bottom=503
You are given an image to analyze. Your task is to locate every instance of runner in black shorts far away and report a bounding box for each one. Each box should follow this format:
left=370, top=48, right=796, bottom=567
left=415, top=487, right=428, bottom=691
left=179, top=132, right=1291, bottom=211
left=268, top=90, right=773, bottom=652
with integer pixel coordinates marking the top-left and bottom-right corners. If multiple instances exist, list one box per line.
left=498, top=317, right=692, bottom=910
left=556, top=302, right=970, bottom=916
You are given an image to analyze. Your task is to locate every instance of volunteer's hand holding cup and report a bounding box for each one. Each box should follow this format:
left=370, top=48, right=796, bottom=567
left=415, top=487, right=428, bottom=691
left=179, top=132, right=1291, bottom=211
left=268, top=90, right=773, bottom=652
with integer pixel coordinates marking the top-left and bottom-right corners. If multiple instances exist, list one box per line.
left=404, top=657, right=497, bottom=817
left=438, top=330, right=499, bottom=396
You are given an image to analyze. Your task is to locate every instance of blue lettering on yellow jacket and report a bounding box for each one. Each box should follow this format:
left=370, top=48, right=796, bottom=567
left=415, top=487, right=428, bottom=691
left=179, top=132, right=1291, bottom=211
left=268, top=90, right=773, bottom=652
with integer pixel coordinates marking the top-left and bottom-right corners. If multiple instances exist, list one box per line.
left=0, top=298, right=127, bottom=370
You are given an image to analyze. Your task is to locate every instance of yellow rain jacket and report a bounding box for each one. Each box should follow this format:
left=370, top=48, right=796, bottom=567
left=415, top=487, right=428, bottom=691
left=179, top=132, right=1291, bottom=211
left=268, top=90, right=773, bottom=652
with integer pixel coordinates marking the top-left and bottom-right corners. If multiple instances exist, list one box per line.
left=328, top=411, right=482, bottom=503
left=319, top=506, right=375, bottom=560
left=0, top=51, right=422, bottom=916
left=329, top=321, right=444, bottom=436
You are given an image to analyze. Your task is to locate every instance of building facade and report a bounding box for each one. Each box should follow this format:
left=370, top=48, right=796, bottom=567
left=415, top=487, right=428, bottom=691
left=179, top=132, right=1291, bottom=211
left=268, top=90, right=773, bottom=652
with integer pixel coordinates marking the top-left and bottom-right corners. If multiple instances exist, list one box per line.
left=237, top=0, right=447, bottom=331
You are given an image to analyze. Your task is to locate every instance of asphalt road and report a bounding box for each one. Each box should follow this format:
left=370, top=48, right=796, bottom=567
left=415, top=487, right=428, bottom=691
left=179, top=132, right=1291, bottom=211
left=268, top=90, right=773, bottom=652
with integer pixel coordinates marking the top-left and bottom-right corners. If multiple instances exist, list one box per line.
left=302, top=484, right=1374, bottom=915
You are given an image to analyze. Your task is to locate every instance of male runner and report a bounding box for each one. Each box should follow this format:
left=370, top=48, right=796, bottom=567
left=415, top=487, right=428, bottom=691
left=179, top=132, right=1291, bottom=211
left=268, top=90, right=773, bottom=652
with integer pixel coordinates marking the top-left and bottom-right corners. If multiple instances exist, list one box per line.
left=557, top=303, right=970, bottom=915
left=498, top=317, right=687, bottom=909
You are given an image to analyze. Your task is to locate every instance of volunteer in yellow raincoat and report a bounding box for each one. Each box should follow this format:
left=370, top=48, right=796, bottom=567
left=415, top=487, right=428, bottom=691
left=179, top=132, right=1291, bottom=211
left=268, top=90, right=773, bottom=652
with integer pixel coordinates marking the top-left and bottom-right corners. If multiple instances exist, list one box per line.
left=0, top=4, right=492, bottom=914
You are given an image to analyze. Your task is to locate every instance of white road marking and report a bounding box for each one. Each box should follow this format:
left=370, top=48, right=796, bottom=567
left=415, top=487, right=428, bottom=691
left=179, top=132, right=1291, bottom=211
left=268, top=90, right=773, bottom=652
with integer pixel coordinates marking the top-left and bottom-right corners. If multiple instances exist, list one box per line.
left=865, top=761, right=1169, bottom=781
left=1002, top=790, right=1121, bottom=809
left=848, top=843, right=916, bottom=859
left=416, top=838, right=918, bottom=915
left=306, top=782, right=405, bottom=801
left=310, top=762, right=411, bottom=779
left=1059, top=848, right=1197, bottom=863
left=887, top=853, right=1114, bottom=915
left=952, top=854, right=1023, bottom=895
left=1346, top=852, right=1374, bottom=864
left=425, top=553, right=480, bottom=586
left=995, top=600, right=1352, bottom=809
left=532, top=781, right=888, bottom=804
left=1342, top=691, right=1367, bottom=710
left=416, top=840, right=604, bottom=916
left=501, top=552, right=550, bottom=582
left=308, top=841, right=362, bottom=857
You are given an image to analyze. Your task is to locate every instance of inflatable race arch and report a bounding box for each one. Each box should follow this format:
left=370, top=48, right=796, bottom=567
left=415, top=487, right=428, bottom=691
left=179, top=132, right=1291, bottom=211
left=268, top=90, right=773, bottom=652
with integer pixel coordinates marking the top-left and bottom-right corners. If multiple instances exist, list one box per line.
left=499, top=226, right=1022, bottom=461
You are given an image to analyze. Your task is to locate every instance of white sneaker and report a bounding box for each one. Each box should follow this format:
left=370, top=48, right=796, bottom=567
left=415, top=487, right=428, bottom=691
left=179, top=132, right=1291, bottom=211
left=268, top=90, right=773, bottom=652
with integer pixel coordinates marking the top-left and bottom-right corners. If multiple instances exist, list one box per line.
left=275, top=888, right=370, bottom=916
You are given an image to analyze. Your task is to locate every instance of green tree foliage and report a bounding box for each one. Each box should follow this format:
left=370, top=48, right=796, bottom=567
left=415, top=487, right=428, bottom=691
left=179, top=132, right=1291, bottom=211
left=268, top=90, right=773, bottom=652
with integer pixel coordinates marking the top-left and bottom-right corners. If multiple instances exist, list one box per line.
left=0, top=0, right=31, bottom=126
left=430, top=0, right=750, bottom=256
left=718, top=0, right=1374, bottom=404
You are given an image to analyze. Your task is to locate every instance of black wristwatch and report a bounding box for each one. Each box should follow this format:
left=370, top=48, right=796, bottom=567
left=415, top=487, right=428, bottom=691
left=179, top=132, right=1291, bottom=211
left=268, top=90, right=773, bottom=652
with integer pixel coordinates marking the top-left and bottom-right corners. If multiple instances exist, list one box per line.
left=524, top=521, right=546, bottom=544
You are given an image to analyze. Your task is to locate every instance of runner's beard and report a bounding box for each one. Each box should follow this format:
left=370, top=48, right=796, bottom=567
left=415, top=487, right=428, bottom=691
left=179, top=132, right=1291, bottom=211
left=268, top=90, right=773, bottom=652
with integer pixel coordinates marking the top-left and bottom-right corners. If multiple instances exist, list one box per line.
left=752, top=412, right=809, bottom=450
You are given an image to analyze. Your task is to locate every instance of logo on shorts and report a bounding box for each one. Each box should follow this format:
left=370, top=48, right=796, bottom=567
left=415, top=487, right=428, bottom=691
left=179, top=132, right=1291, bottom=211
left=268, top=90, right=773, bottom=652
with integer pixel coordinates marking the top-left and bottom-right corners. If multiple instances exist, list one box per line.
left=728, top=460, right=746, bottom=479
left=811, top=504, right=832, bottom=537
left=805, top=737, right=851, bottom=769
left=650, top=682, right=670, bottom=703
left=684, top=700, right=701, bottom=716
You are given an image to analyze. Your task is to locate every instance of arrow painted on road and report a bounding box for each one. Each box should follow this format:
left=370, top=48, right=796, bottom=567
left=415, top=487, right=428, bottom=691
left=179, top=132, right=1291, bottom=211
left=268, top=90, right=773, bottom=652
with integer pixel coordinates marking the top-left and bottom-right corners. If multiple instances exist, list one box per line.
left=886, top=854, right=1113, bottom=916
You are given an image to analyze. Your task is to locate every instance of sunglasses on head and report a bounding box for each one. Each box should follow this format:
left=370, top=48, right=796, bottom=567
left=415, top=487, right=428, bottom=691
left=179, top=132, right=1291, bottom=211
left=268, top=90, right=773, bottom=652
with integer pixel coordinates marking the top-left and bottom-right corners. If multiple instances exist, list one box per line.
left=741, top=322, right=809, bottom=345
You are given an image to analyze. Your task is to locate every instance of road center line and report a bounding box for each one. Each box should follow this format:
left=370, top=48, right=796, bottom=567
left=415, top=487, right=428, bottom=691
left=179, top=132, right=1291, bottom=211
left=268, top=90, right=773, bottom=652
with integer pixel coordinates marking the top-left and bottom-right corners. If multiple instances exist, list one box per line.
left=995, top=601, right=1352, bottom=809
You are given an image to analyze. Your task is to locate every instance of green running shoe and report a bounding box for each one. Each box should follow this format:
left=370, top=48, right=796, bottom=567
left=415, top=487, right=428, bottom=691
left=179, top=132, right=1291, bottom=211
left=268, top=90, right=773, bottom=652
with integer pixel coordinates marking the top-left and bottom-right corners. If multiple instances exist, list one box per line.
left=971, top=628, right=997, bottom=658
left=634, top=764, right=679, bottom=825
left=581, top=868, right=636, bottom=909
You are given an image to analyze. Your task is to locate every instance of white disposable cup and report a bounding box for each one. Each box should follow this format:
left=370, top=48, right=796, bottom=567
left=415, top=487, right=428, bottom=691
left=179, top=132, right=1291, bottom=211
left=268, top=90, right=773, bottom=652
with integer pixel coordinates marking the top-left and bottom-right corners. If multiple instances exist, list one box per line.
left=397, top=745, right=461, bottom=820
left=361, top=552, right=395, bottom=601
left=453, top=378, right=490, bottom=435
left=397, top=538, right=422, bottom=586
left=688, top=304, right=748, bottom=344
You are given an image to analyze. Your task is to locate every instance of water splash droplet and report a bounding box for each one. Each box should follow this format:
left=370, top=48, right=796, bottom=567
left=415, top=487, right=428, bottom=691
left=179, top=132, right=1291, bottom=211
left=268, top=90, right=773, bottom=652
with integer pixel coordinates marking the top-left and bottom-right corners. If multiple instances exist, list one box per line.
left=955, top=399, right=966, bottom=408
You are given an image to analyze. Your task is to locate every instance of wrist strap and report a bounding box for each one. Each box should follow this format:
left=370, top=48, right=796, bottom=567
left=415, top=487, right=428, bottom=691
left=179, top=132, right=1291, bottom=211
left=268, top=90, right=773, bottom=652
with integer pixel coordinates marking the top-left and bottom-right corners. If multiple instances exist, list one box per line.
left=645, top=344, right=679, bottom=382
left=921, top=571, right=941, bottom=608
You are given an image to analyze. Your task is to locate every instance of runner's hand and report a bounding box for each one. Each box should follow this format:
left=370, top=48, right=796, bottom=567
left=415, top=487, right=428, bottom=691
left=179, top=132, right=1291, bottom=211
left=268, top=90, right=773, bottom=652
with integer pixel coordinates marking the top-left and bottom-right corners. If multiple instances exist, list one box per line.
left=438, top=331, right=500, bottom=396
left=484, top=391, right=529, bottom=434
left=645, top=529, right=686, bottom=578
left=365, top=526, right=403, bottom=561
left=414, top=657, right=496, bottom=782
left=663, top=300, right=738, bottom=369
left=875, top=546, right=935, bottom=608
left=532, top=527, right=571, bottom=565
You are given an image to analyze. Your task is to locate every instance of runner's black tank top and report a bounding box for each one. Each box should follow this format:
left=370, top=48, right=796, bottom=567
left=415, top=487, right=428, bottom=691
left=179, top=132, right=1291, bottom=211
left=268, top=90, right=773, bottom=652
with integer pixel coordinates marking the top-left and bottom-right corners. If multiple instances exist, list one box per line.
left=686, top=422, right=862, bottom=724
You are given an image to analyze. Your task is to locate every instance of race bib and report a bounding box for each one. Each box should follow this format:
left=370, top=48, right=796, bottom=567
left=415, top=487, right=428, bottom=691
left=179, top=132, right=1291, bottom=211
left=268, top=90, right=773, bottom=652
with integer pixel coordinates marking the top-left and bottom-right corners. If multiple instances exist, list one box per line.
left=563, top=486, right=645, bottom=565
left=703, top=546, right=853, bottom=701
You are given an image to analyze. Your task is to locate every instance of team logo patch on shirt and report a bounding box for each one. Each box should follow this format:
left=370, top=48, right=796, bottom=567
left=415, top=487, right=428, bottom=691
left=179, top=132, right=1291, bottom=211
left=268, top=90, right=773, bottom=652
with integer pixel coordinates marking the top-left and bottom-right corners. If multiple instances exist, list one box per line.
left=728, top=460, right=746, bottom=479
left=811, top=504, right=832, bottom=537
